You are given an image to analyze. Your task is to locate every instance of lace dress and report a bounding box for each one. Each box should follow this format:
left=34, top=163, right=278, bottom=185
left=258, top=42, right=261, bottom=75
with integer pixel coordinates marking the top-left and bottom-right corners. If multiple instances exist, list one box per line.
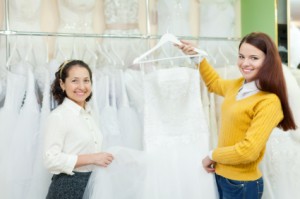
left=156, top=0, right=190, bottom=36
left=0, top=62, right=32, bottom=199
left=100, top=0, right=147, bottom=66
left=28, top=64, right=52, bottom=199
left=55, top=0, right=97, bottom=61
left=3, top=0, right=46, bottom=66
left=6, top=63, right=41, bottom=199
left=83, top=67, right=218, bottom=199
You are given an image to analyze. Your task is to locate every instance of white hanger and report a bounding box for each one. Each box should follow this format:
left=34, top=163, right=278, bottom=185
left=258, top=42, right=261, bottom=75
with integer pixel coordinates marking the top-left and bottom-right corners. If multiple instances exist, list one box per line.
left=6, top=36, right=22, bottom=69
left=45, top=36, right=50, bottom=64
left=109, top=40, right=125, bottom=68
left=82, top=41, right=98, bottom=70
left=97, top=43, right=113, bottom=65
left=70, top=38, right=78, bottom=59
left=55, top=42, right=68, bottom=61
left=218, top=47, right=229, bottom=78
left=132, top=33, right=208, bottom=64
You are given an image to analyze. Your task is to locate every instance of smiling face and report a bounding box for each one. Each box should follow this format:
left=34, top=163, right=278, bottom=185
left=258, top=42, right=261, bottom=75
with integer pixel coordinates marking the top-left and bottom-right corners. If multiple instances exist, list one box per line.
left=60, top=65, right=92, bottom=107
left=237, top=42, right=266, bottom=83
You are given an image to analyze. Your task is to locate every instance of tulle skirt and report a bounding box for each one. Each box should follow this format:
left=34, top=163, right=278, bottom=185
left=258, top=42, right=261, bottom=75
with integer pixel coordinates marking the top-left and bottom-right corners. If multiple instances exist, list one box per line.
left=84, top=145, right=218, bottom=199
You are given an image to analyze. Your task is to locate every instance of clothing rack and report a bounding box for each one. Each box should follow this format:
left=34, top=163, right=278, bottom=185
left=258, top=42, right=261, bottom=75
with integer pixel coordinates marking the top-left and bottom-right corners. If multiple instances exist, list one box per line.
left=0, top=0, right=240, bottom=63
left=0, top=30, right=240, bottom=41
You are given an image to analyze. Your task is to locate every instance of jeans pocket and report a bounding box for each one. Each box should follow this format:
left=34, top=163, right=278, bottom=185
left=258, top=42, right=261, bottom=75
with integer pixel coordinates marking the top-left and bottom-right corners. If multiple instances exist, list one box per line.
left=220, top=177, right=245, bottom=198
left=225, top=178, right=245, bottom=188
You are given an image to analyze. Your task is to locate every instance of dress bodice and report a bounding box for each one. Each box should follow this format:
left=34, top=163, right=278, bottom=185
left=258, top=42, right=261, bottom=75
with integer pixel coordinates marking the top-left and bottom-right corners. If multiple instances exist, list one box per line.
left=143, top=67, right=209, bottom=150
left=104, top=0, right=138, bottom=25
left=57, top=0, right=96, bottom=33
left=2, top=69, right=27, bottom=112
left=9, top=0, right=41, bottom=31
left=157, top=0, right=190, bottom=35
left=199, top=0, right=236, bottom=37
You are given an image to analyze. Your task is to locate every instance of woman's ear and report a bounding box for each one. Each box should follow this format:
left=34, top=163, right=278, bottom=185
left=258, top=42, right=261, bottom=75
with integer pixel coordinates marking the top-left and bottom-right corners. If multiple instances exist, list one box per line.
left=59, top=79, right=65, bottom=91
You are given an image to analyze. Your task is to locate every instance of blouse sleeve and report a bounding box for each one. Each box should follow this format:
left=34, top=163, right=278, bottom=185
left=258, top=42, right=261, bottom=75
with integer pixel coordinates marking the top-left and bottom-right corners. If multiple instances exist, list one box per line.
left=43, top=112, right=78, bottom=175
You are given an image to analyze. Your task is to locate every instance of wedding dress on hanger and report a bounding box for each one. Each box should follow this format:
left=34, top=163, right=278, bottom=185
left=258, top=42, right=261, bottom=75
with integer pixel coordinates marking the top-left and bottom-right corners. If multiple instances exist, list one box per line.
left=84, top=45, right=217, bottom=198
left=101, top=0, right=147, bottom=66
left=155, top=0, right=191, bottom=66
left=6, top=0, right=46, bottom=66
left=98, top=76, right=122, bottom=149
left=199, top=0, right=236, bottom=37
left=0, top=62, right=29, bottom=199
left=117, top=70, right=143, bottom=150
left=141, top=66, right=217, bottom=199
left=55, top=0, right=97, bottom=60
left=157, top=0, right=190, bottom=36
left=5, top=62, right=40, bottom=199
left=198, top=0, right=237, bottom=69
left=28, top=63, right=52, bottom=199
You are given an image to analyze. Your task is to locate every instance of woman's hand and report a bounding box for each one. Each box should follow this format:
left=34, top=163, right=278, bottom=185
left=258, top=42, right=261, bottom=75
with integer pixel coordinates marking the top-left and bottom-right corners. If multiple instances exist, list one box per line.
left=202, top=156, right=216, bottom=173
left=93, top=152, right=114, bottom=167
left=177, top=40, right=198, bottom=55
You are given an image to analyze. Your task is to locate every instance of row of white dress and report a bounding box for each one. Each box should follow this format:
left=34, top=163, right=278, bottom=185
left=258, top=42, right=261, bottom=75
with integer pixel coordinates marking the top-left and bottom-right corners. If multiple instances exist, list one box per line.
left=0, top=61, right=51, bottom=199
left=0, top=59, right=218, bottom=199
left=1, top=57, right=300, bottom=199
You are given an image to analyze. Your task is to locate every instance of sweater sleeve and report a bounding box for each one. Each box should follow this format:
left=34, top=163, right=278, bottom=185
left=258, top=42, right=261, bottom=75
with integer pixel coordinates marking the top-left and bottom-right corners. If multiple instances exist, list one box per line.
left=212, top=96, right=284, bottom=165
left=199, top=59, right=233, bottom=97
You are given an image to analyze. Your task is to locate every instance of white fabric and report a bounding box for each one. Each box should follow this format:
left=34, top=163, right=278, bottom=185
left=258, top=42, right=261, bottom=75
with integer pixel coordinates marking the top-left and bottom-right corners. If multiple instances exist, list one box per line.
left=199, top=0, right=236, bottom=37
left=97, top=76, right=123, bottom=149
left=101, top=0, right=147, bottom=66
left=83, top=67, right=218, bottom=199
left=290, top=68, right=300, bottom=86
left=43, top=98, right=103, bottom=174
left=55, top=0, right=97, bottom=61
left=104, top=0, right=138, bottom=24
left=155, top=0, right=191, bottom=67
left=0, top=65, right=7, bottom=107
left=5, top=64, right=40, bottom=199
left=28, top=65, right=52, bottom=199
left=290, top=23, right=300, bottom=68
left=117, top=71, right=143, bottom=150
left=157, top=0, right=190, bottom=36
left=261, top=65, right=300, bottom=199
left=6, top=0, right=47, bottom=66
left=0, top=69, right=27, bottom=199
left=236, top=80, right=259, bottom=100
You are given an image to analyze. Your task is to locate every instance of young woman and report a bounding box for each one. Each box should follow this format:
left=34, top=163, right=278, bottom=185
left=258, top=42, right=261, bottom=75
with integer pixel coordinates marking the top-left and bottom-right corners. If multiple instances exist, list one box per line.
left=44, top=60, right=114, bottom=199
left=179, top=32, right=296, bottom=199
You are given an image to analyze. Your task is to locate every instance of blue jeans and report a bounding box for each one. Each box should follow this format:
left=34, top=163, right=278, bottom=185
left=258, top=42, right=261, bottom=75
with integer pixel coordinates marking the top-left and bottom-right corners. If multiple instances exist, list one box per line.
left=215, top=174, right=263, bottom=199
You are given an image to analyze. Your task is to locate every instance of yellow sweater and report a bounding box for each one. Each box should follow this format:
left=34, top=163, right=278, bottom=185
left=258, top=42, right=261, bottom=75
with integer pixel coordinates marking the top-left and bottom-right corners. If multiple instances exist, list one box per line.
left=199, top=59, right=284, bottom=181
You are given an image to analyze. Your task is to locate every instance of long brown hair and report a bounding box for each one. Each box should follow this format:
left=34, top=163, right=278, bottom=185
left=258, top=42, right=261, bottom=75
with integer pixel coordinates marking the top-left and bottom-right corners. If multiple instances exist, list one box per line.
left=239, top=32, right=296, bottom=131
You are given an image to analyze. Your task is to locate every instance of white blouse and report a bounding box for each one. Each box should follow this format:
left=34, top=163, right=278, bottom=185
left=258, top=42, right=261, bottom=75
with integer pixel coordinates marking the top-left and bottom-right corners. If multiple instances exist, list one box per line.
left=43, top=98, right=103, bottom=175
left=236, top=81, right=259, bottom=100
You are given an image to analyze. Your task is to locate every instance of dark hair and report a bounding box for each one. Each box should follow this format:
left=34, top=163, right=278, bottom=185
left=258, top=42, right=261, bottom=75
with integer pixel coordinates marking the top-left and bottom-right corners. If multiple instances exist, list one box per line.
left=239, top=32, right=296, bottom=131
left=51, top=60, right=93, bottom=105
